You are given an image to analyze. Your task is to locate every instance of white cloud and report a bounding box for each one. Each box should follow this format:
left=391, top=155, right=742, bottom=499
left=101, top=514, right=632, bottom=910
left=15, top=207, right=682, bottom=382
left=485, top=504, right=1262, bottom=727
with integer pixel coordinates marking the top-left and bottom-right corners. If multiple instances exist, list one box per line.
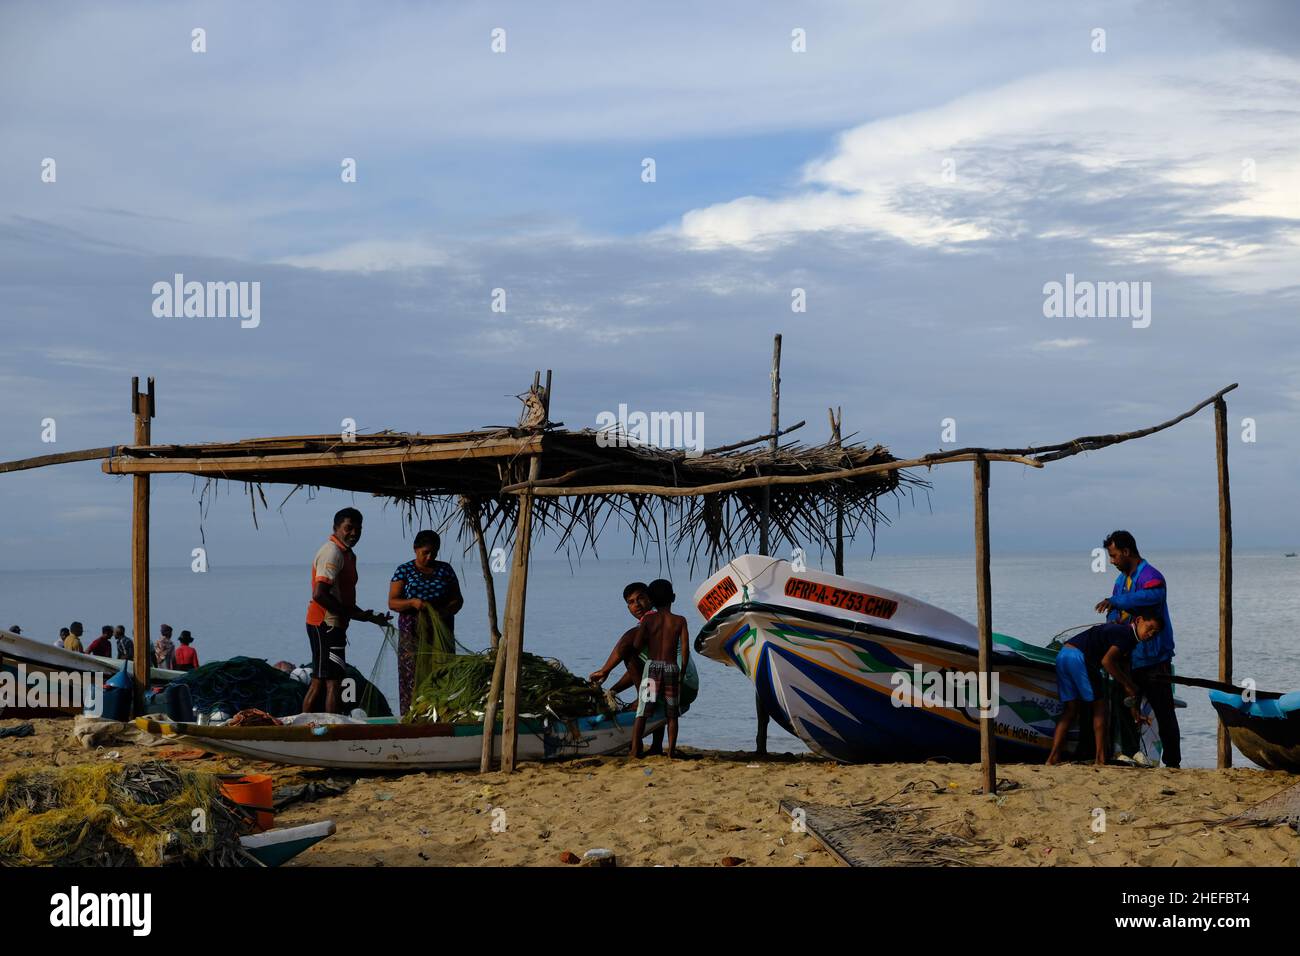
left=56, top=505, right=123, bottom=523
left=676, top=54, right=1300, bottom=291
left=276, top=240, right=448, bottom=273
left=1032, top=338, right=1092, bottom=351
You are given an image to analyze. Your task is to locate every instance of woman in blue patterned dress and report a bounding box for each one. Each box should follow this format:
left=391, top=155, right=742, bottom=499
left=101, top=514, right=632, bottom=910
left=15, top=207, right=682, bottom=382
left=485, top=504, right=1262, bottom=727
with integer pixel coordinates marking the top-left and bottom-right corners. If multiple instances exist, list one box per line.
left=387, top=530, right=463, bottom=714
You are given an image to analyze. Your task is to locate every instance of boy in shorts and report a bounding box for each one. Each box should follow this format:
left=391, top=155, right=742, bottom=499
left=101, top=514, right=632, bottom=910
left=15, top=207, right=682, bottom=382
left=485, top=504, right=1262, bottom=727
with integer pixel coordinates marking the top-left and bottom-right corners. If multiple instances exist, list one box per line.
left=630, top=579, right=690, bottom=759
left=1047, top=607, right=1159, bottom=765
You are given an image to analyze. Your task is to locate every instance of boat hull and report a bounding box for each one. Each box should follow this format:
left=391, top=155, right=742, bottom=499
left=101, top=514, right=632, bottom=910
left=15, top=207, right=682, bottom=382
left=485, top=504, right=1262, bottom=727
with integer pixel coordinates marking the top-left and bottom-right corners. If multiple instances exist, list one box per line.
left=698, top=604, right=1066, bottom=762
left=137, top=711, right=665, bottom=771
left=1, top=628, right=182, bottom=683
left=240, top=821, right=336, bottom=867
left=1210, top=690, right=1300, bottom=773
left=692, top=555, right=1160, bottom=764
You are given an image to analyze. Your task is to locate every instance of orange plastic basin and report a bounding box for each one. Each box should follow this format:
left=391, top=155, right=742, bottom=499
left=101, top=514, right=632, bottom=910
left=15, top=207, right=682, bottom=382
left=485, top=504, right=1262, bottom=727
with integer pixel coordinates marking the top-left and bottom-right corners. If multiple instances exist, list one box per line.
left=219, top=774, right=274, bottom=832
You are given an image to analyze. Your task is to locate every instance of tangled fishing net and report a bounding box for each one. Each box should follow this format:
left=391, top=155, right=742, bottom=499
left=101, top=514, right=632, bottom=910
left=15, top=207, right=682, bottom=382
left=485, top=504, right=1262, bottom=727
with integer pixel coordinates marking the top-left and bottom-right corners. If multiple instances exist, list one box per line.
left=0, top=762, right=260, bottom=867
left=402, top=606, right=611, bottom=725
left=171, top=656, right=391, bottom=718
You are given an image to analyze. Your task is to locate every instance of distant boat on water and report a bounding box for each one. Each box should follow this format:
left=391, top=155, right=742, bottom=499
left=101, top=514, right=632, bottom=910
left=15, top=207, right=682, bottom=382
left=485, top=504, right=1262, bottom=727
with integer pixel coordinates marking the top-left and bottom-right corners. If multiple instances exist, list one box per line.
left=1285, top=552, right=1297, bottom=558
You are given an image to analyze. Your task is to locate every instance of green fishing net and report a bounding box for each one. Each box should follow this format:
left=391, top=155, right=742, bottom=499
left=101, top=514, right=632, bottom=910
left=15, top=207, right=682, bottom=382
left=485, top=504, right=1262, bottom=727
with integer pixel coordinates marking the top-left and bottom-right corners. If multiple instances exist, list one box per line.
left=403, top=605, right=611, bottom=725
left=171, top=655, right=392, bottom=718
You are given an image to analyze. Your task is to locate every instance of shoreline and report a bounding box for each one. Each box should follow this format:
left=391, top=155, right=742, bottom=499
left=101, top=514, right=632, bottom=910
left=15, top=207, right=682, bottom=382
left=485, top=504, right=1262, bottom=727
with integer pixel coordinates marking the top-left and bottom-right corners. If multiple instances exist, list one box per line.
left=2, top=718, right=1295, bottom=867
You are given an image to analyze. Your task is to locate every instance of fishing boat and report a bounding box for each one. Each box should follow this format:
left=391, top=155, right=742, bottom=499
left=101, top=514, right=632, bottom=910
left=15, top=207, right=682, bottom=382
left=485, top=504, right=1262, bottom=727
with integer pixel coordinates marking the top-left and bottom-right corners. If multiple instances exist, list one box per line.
left=0, top=627, right=183, bottom=682
left=1209, top=689, right=1300, bottom=773
left=136, top=710, right=666, bottom=771
left=240, top=821, right=336, bottom=867
left=693, top=555, right=1159, bottom=764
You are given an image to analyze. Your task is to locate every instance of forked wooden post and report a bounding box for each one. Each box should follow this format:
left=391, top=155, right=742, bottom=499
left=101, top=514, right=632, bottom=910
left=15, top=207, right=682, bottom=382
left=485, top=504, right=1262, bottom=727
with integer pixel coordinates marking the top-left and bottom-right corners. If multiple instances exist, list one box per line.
left=1215, top=398, right=1234, bottom=768
left=499, top=370, right=550, bottom=773
left=130, top=377, right=155, bottom=713
left=973, top=454, right=996, bottom=794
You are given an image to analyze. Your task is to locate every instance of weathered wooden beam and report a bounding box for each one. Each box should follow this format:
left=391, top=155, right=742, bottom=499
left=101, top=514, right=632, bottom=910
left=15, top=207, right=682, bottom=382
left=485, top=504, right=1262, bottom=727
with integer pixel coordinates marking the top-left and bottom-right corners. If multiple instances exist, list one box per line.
left=1030, top=384, right=1237, bottom=462
left=700, top=420, right=805, bottom=457
left=0, top=446, right=115, bottom=475
left=103, top=435, right=543, bottom=475
left=502, top=386, right=1236, bottom=500
left=513, top=451, right=1039, bottom=497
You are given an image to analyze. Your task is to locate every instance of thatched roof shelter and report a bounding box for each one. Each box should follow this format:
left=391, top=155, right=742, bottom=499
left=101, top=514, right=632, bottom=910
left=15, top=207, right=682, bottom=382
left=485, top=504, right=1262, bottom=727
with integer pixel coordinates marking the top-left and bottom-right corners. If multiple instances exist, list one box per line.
left=102, top=423, right=925, bottom=570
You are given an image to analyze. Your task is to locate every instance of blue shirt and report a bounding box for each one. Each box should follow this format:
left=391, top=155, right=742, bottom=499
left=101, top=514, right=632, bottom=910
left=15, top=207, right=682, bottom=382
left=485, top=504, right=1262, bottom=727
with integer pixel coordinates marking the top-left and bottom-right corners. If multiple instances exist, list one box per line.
left=391, top=560, right=460, bottom=630
left=1105, top=559, right=1174, bottom=668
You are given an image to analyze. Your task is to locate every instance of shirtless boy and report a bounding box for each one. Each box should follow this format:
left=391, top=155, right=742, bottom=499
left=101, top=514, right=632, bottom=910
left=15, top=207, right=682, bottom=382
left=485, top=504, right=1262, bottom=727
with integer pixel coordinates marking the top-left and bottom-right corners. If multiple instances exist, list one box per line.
left=630, top=578, right=690, bottom=759
left=588, top=582, right=666, bottom=754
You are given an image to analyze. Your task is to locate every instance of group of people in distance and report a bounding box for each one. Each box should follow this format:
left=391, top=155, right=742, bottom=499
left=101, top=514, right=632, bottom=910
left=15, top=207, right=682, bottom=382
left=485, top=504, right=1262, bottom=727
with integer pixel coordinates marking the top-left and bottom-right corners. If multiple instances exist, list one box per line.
left=304, top=507, right=692, bottom=757
left=47, top=621, right=199, bottom=672
left=1048, top=529, right=1181, bottom=767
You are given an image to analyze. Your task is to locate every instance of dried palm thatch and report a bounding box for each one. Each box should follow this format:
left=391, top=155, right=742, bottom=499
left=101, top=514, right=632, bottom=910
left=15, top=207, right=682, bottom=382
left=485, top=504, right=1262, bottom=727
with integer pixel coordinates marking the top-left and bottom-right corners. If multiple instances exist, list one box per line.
left=105, top=423, right=926, bottom=573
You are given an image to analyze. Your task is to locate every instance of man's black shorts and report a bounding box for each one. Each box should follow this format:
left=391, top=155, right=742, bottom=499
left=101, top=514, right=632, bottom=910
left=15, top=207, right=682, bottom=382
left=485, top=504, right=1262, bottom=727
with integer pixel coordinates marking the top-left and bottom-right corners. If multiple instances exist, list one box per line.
left=306, top=623, right=347, bottom=680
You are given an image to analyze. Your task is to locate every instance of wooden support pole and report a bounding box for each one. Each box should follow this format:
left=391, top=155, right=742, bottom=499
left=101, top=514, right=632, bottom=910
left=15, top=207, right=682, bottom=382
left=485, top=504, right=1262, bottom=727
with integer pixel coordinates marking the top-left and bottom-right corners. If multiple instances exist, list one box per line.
left=499, top=371, right=550, bottom=773
left=1215, top=398, right=1233, bottom=768
left=755, top=338, right=780, bottom=755
left=130, top=377, right=155, bottom=713
left=759, top=334, right=781, bottom=556
left=471, top=495, right=506, bottom=774
left=499, top=476, right=537, bottom=772
left=973, top=454, right=996, bottom=794
left=829, top=406, right=844, bottom=576
left=479, top=640, right=507, bottom=773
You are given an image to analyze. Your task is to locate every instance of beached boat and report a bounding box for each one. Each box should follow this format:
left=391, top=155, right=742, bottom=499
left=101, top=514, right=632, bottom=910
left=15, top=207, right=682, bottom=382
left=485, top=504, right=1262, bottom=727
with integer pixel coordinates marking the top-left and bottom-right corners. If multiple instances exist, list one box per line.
left=693, top=555, right=1159, bottom=764
left=240, top=820, right=336, bottom=867
left=1209, top=689, right=1300, bottom=773
left=0, top=627, right=183, bottom=683
left=136, top=710, right=666, bottom=771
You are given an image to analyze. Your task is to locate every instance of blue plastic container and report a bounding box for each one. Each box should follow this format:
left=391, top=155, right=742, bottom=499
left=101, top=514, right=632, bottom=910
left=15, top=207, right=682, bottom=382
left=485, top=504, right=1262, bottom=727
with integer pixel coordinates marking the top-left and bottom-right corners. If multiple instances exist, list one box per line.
left=98, top=667, right=134, bottom=722
left=145, top=683, right=195, bottom=722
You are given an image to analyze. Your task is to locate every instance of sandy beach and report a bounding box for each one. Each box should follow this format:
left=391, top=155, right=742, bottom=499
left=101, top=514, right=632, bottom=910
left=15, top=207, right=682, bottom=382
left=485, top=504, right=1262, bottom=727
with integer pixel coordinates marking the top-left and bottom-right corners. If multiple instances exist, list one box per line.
left=2, top=717, right=1296, bottom=867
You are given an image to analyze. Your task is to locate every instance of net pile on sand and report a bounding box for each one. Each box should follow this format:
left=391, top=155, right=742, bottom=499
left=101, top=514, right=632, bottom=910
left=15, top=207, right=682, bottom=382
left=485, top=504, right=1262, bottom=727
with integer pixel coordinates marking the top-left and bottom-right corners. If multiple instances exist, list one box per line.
left=0, top=762, right=259, bottom=867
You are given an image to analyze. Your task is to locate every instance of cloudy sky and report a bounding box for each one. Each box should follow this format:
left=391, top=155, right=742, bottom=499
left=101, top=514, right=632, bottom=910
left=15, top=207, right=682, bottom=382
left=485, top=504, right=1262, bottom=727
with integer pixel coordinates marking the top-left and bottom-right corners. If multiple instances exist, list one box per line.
left=1, top=0, right=1297, bottom=573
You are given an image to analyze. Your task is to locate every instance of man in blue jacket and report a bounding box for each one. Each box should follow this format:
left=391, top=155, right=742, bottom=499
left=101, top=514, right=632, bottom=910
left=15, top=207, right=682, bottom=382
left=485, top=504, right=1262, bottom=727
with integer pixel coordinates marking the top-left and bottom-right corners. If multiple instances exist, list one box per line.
left=1095, top=530, right=1181, bottom=767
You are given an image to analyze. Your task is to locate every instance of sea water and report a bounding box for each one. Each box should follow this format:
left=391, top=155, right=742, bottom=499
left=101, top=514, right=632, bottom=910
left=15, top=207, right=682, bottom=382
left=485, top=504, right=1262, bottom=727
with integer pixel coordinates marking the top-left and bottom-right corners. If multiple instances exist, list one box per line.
left=2, top=550, right=1296, bottom=768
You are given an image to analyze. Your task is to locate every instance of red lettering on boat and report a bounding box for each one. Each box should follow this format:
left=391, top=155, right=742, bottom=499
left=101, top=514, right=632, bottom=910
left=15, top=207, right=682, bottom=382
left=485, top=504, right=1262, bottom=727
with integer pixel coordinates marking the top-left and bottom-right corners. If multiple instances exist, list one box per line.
left=783, top=578, right=899, bottom=620
left=697, top=575, right=738, bottom=618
